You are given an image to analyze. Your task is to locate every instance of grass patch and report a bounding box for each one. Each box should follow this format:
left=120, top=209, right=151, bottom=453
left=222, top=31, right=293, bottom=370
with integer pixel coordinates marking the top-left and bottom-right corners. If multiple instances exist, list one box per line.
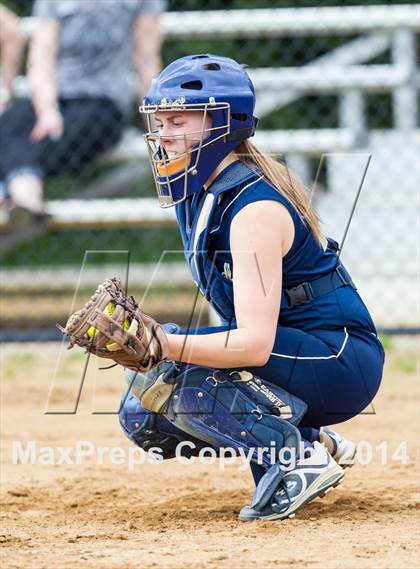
left=4, top=365, right=17, bottom=381
left=56, top=366, right=76, bottom=379
left=378, top=334, right=392, bottom=352
left=4, top=352, right=36, bottom=380
left=392, top=354, right=418, bottom=375
left=65, top=350, right=87, bottom=363
left=6, top=352, right=35, bottom=367
left=0, top=226, right=183, bottom=267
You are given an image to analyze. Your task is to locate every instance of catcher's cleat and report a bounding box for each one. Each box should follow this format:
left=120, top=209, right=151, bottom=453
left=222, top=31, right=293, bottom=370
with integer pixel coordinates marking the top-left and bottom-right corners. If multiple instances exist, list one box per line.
left=319, top=426, right=357, bottom=468
left=239, top=442, right=344, bottom=522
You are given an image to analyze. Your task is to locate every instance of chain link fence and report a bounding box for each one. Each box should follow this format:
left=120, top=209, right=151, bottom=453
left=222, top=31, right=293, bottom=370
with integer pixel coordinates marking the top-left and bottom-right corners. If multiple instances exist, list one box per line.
left=0, top=0, right=419, bottom=340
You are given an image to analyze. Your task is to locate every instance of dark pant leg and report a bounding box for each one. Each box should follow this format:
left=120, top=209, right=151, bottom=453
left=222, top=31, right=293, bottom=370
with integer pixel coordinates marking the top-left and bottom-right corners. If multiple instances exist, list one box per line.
left=0, top=96, right=124, bottom=181
left=247, top=326, right=384, bottom=428
left=0, top=98, right=39, bottom=179
left=39, top=97, right=125, bottom=177
left=177, top=324, right=384, bottom=429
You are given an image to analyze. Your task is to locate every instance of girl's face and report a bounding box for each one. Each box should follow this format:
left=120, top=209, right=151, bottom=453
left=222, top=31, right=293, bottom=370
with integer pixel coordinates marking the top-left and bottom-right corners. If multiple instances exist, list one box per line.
left=153, top=110, right=211, bottom=159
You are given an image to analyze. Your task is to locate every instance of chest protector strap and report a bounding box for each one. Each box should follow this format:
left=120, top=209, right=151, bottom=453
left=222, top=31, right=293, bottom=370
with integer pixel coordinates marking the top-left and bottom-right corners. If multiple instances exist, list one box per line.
left=176, top=162, right=259, bottom=321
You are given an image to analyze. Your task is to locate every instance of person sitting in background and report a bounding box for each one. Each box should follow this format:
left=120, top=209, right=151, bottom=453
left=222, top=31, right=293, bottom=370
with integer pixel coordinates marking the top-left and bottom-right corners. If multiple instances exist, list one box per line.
left=0, top=4, right=27, bottom=115
left=0, top=0, right=166, bottom=226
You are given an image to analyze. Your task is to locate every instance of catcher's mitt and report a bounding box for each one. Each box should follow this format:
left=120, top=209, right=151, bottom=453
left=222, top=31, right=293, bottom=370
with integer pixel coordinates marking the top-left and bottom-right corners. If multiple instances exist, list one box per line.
left=59, top=277, right=168, bottom=372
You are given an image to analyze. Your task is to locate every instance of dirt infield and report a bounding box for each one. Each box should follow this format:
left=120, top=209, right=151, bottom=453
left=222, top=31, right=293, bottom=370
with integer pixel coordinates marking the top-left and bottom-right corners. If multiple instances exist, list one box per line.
left=1, top=340, right=419, bottom=569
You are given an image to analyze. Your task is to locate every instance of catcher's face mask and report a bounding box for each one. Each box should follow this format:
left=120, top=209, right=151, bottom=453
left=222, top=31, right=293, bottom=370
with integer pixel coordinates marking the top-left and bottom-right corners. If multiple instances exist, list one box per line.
left=140, top=54, right=258, bottom=207
left=140, top=100, right=231, bottom=207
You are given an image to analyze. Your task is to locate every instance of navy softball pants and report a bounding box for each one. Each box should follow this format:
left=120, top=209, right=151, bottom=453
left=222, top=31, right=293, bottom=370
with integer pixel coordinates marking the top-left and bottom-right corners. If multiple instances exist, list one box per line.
left=178, top=324, right=384, bottom=431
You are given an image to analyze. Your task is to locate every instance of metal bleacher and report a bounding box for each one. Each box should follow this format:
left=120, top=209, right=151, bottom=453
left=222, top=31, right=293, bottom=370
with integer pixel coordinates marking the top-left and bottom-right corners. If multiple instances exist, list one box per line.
left=1, top=3, right=418, bottom=231
left=1, top=4, right=419, bottom=333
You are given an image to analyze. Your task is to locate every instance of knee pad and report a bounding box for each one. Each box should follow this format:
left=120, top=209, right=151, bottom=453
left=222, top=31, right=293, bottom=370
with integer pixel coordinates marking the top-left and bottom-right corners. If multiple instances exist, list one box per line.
left=124, top=360, right=179, bottom=412
left=164, top=366, right=307, bottom=468
left=118, top=390, right=210, bottom=459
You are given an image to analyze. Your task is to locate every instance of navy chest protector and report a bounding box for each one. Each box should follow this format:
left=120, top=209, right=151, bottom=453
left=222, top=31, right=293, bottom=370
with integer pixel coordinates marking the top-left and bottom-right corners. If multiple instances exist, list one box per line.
left=175, top=163, right=355, bottom=323
left=176, top=163, right=258, bottom=322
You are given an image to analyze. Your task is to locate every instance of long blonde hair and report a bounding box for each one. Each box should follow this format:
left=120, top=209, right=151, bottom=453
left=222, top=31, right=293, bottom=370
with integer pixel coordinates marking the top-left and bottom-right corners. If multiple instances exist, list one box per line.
left=236, top=139, right=324, bottom=245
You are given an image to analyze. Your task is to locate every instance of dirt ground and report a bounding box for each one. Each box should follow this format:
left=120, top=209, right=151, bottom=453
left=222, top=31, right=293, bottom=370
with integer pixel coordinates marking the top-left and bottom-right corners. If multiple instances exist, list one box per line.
left=1, top=339, right=419, bottom=569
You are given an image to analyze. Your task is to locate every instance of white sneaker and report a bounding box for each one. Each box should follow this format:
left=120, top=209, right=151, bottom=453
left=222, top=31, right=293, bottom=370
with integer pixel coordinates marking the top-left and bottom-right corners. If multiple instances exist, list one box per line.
left=319, top=427, right=357, bottom=468
left=239, top=442, right=344, bottom=521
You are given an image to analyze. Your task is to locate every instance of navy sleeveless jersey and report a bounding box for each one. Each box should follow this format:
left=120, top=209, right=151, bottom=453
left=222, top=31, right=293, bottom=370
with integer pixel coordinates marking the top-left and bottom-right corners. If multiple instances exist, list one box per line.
left=175, top=160, right=377, bottom=334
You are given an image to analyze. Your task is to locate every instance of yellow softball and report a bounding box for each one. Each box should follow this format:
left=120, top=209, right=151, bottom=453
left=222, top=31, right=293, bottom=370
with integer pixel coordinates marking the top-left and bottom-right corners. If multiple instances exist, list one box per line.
left=86, top=303, right=131, bottom=341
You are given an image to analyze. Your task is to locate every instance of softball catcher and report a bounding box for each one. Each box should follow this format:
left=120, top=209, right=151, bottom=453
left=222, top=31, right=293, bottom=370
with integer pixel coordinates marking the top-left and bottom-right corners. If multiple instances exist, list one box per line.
left=62, top=54, right=384, bottom=521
